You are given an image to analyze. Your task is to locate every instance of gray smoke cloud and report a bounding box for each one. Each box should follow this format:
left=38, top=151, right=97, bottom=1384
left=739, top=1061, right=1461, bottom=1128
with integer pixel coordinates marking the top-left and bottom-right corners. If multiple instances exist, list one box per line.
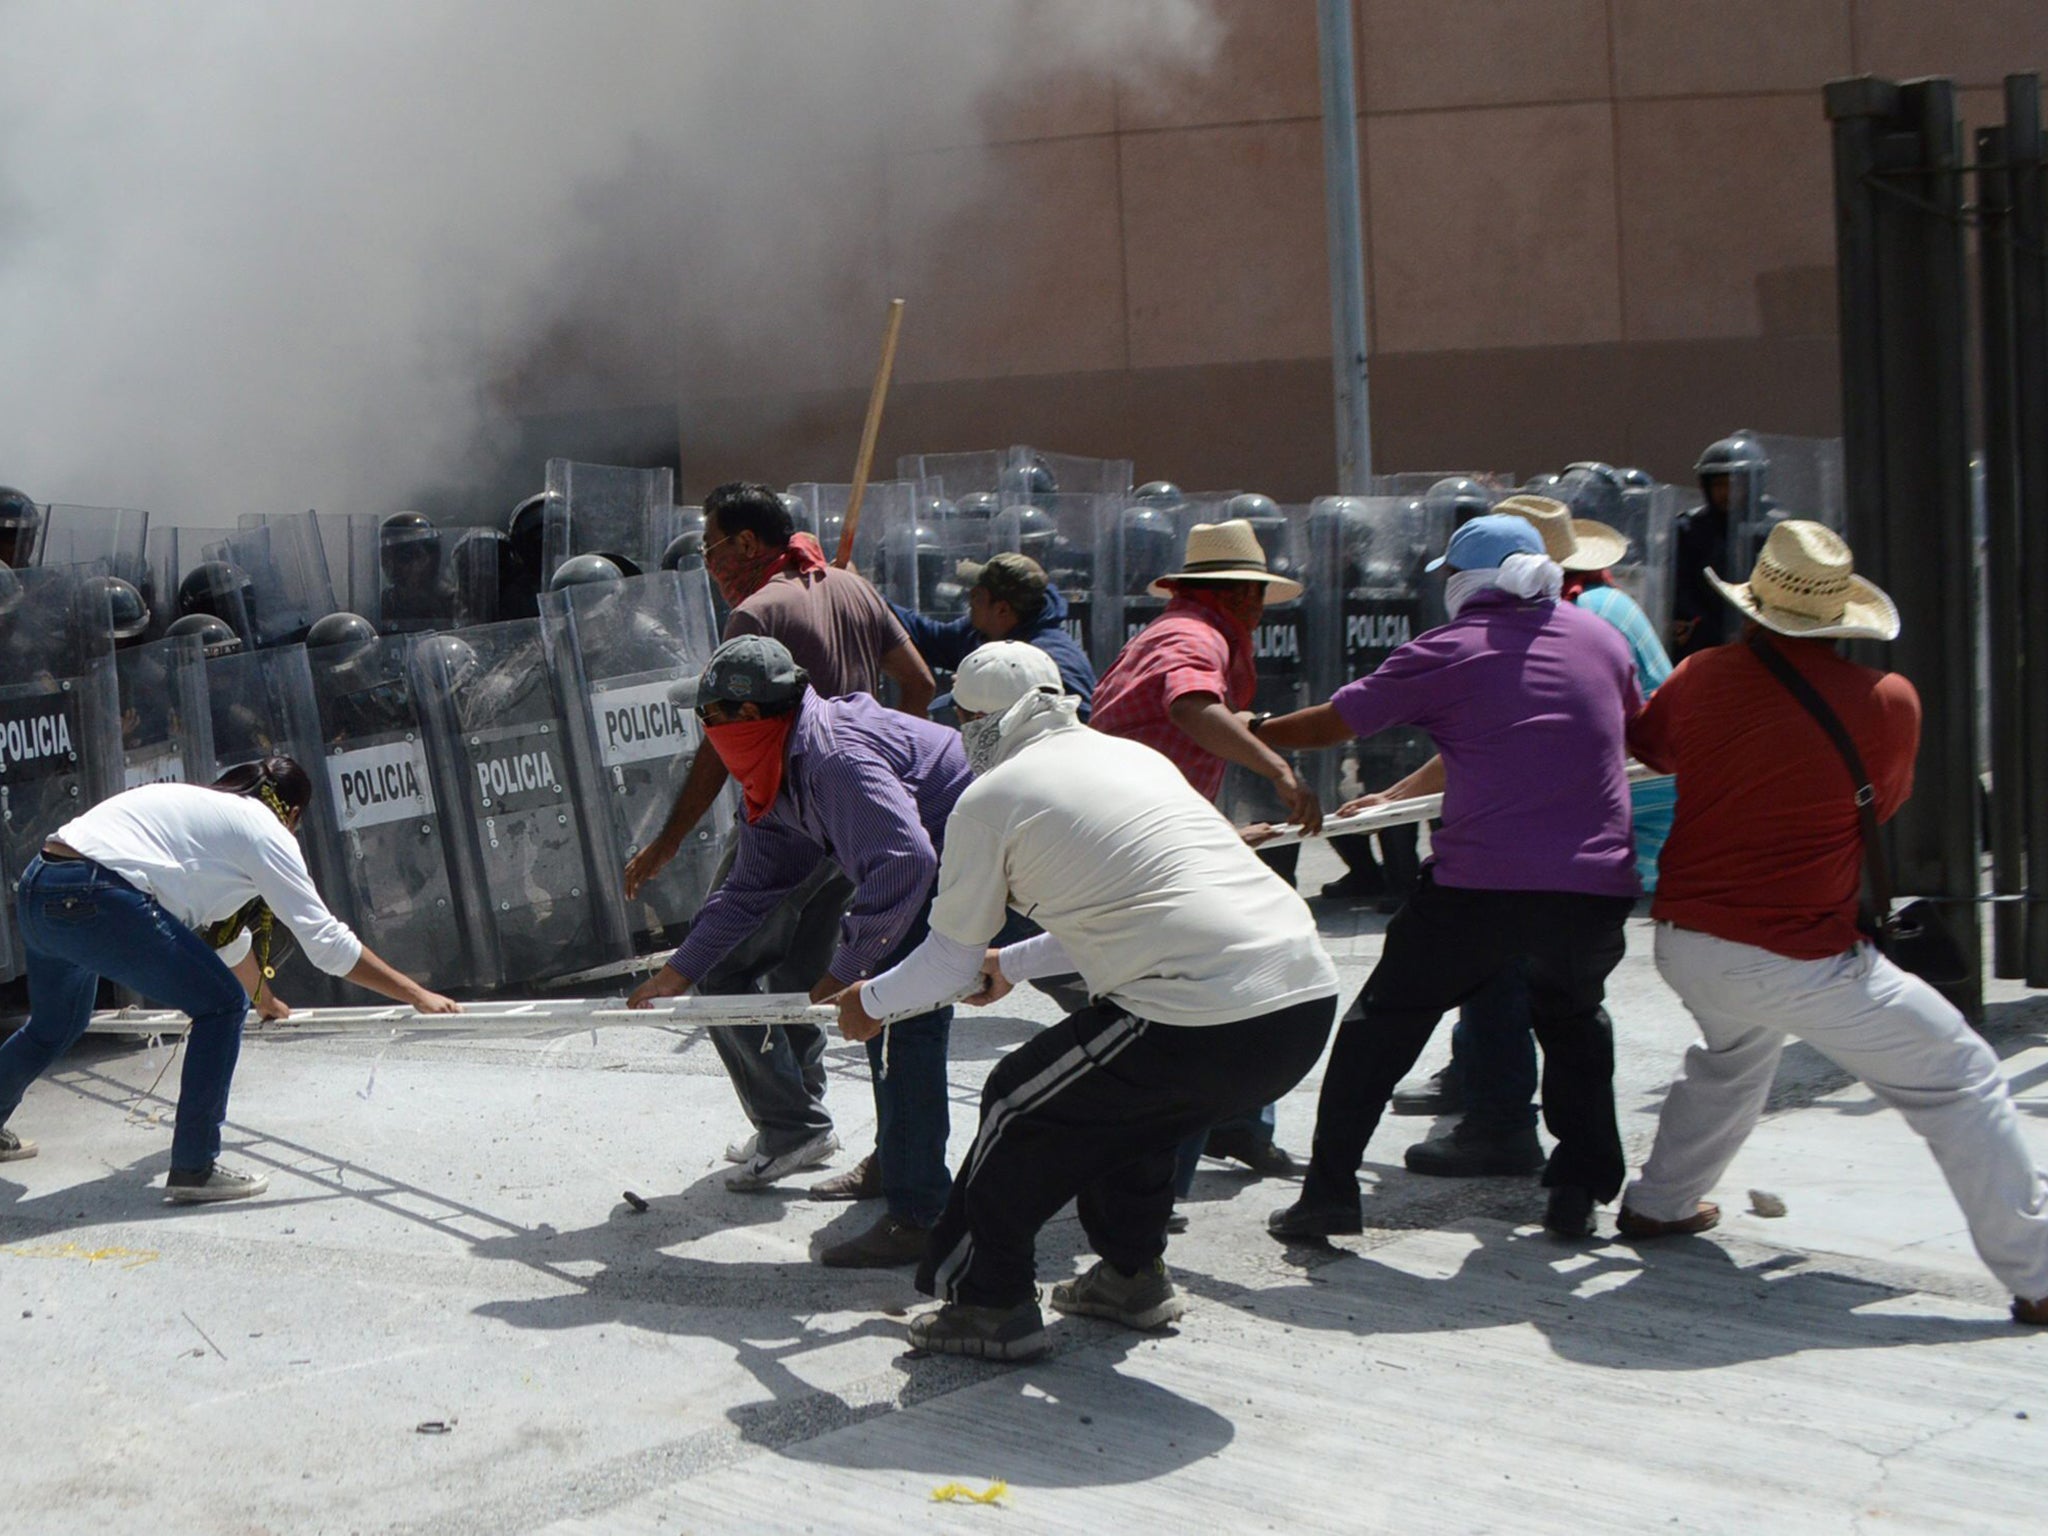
left=0, top=0, right=1217, bottom=525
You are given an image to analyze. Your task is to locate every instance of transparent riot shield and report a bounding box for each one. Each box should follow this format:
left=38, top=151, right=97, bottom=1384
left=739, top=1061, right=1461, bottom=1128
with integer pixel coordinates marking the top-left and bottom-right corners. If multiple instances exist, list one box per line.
left=540, top=460, right=679, bottom=588
left=1610, top=484, right=1683, bottom=643
left=1307, top=496, right=1447, bottom=805
left=1103, top=495, right=1250, bottom=660
left=895, top=450, right=1005, bottom=504
left=989, top=493, right=1104, bottom=665
left=543, top=569, right=731, bottom=956
left=117, top=633, right=214, bottom=791
left=1371, top=470, right=1518, bottom=497
left=787, top=480, right=909, bottom=574
left=0, top=569, right=123, bottom=981
left=447, top=526, right=505, bottom=629
left=867, top=490, right=989, bottom=619
left=203, top=517, right=338, bottom=647
left=202, top=643, right=350, bottom=1005
left=294, top=511, right=382, bottom=621
left=1004, top=447, right=1134, bottom=503
left=33, top=504, right=151, bottom=578
left=1751, top=433, right=1846, bottom=530
left=1221, top=504, right=1315, bottom=831
left=306, top=632, right=481, bottom=994
left=146, top=524, right=238, bottom=641
left=412, top=619, right=629, bottom=991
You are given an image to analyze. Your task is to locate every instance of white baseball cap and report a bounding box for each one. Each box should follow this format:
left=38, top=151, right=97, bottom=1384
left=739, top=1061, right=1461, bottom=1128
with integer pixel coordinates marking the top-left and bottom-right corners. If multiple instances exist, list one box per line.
left=952, top=641, right=1061, bottom=716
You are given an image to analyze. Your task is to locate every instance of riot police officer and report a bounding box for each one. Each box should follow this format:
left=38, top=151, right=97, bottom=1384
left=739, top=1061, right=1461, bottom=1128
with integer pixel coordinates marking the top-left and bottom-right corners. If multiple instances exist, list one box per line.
left=378, top=512, right=456, bottom=635
left=177, top=561, right=258, bottom=649
left=0, top=487, right=40, bottom=569
left=1672, top=431, right=1770, bottom=658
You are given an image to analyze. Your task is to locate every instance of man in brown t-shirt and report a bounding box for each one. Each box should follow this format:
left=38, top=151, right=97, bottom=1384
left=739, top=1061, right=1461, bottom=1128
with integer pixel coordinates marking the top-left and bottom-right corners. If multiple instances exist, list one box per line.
left=624, top=483, right=933, bottom=1195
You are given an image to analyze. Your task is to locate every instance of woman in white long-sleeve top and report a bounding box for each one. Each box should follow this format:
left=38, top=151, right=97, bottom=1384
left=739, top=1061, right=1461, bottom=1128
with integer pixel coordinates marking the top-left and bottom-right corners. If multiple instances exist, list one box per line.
left=0, top=756, right=460, bottom=1201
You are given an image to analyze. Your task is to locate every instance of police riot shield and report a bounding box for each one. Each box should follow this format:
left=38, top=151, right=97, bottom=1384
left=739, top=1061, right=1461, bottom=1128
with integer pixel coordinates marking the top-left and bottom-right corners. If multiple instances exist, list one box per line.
left=1221, top=504, right=1315, bottom=831
left=866, top=489, right=988, bottom=619
left=989, top=493, right=1104, bottom=664
left=1003, top=447, right=1134, bottom=504
left=1307, top=495, right=1448, bottom=805
left=1751, top=433, right=1846, bottom=531
left=33, top=504, right=151, bottom=579
left=1370, top=470, right=1517, bottom=497
left=1610, top=483, right=1683, bottom=644
left=543, top=569, right=731, bottom=956
left=293, top=511, right=382, bottom=620
left=412, top=619, right=628, bottom=991
left=0, top=569, right=124, bottom=981
left=117, top=632, right=214, bottom=791
left=540, top=460, right=678, bottom=588
left=146, top=524, right=238, bottom=641
left=1102, top=494, right=1248, bottom=662
left=202, top=643, right=350, bottom=1004
left=203, top=518, right=338, bottom=647
left=895, top=450, right=1005, bottom=504
left=306, top=632, right=480, bottom=994
left=787, top=480, right=909, bottom=575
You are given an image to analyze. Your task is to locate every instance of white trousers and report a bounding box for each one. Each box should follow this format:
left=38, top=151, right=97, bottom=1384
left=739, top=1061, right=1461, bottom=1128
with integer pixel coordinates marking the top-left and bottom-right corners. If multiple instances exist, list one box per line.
left=1628, top=923, right=2048, bottom=1301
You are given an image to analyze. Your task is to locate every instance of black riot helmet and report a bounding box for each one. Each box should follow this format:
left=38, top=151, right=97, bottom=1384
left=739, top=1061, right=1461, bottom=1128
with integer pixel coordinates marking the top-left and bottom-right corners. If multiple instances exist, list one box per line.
left=176, top=560, right=257, bottom=641
left=1554, top=463, right=1624, bottom=525
left=1693, top=431, right=1769, bottom=517
left=881, top=520, right=949, bottom=610
left=306, top=611, right=380, bottom=668
left=1018, top=456, right=1058, bottom=500
left=1224, top=492, right=1281, bottom=524
left=1119, top=504, right=1179, bottom=594
left=85, top=575, right=151, bottom=647
left=379, top=511, right=442, bottom=582
left=660, top=530, right=704, bottom=574
left=0, top=486, right=40, bottom=566
left=1422, top=476, right=1494, bottom=527
left=954, top=491, right=1002, bottom=521
left=548, top=552, right=625, bottom=592
left=166, top=612, right=243, bottom=658
left=411, top=632, right=481, bottom=702
left=1519, top=472, right=1563, bottom=496
left=1133, top=480, right=1183, bottom=506
left=506, top=491, right=555, bottom=566
left=1618, top=467, right=1656, bottom=491
left=991, top=503, right=1057, bottom=564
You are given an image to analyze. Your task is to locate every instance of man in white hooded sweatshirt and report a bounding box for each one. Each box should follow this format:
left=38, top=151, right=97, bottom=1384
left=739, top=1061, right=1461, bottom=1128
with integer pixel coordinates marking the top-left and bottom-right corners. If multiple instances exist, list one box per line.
left=836, top=643, right=1340, bottom=1360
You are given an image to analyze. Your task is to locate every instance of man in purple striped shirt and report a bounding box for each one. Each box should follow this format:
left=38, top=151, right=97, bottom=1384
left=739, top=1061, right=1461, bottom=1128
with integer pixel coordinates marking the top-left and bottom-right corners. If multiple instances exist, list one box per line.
left=629, top=635, right=968, bottom=1268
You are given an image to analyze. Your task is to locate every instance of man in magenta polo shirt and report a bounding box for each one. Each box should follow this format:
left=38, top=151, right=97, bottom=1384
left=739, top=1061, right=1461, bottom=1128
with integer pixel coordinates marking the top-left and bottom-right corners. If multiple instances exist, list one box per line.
left=1257, top=514, right=1642, bottom=1241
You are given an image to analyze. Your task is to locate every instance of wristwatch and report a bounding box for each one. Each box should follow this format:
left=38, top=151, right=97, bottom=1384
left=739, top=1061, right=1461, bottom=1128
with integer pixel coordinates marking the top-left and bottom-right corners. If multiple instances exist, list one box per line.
left=1245, top=712, right=1273, bottom=738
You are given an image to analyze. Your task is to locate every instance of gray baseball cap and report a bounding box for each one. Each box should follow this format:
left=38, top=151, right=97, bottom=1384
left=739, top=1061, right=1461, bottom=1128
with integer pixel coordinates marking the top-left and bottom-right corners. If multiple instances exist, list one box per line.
left=671, top=634, right=810, bottom=712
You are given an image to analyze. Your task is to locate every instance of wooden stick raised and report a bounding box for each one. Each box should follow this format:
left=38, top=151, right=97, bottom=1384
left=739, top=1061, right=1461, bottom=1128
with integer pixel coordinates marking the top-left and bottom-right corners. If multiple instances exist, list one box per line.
left=833, top=297, right=907, bottom=567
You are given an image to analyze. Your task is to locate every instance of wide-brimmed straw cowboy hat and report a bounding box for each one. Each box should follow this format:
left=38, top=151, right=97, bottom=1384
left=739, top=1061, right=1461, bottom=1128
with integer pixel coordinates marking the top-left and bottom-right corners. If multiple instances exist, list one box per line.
left=1148, top=518, right=1304, bottom=602
left=1492, top=493, right=1630, bottom=572
left=1706, top=519, right=1899, bottom=641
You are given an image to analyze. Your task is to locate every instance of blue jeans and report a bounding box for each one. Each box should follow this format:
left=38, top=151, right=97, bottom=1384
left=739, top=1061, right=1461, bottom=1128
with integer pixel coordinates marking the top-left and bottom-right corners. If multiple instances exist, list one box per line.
left=1449, top=959, right=1539, bottom=1132
left=1, top=856, right=250, bottom=1171
left=865, top=904, right=953, bottom=1227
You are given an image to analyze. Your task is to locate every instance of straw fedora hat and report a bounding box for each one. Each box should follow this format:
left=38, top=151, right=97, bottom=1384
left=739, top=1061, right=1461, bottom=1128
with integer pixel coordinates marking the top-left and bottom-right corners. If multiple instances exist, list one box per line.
left=1706, top=519, right=1899, bottom=641
left=1148, top=518, right=1304, bottom=602
left=1492, top=493, right=1630, bottom=572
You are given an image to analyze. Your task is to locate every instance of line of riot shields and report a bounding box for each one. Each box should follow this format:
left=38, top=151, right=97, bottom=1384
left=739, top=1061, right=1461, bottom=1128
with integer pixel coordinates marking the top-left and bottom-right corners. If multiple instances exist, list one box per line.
left=0, top=434, right=1842, bottom=1001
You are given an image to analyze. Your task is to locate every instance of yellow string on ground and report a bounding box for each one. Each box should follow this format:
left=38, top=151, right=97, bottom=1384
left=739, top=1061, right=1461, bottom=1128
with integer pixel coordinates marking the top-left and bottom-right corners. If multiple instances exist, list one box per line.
left=930, top=1479, right=1009, bottom=1505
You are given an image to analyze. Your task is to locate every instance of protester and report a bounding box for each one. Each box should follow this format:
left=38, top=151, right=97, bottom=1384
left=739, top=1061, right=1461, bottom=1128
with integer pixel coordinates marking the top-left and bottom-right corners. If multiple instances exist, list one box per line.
left=0, top=760, right=461, bottom=1200
left=835, top=643, right=1340, bottom=1359
left=627, top=635, right=965, bottom=1268
left=1615, top=521, right=2048, bottom=1323
left=1259, top=514, right=1641, bottom=1241
left=889, top=551, right=1095, bottom=719
left=1390, top=494, right=1676, bottom=1179
left=621, top=484, right=935, bottom=1196
left=1089, top=517, right=1321, bottom=1183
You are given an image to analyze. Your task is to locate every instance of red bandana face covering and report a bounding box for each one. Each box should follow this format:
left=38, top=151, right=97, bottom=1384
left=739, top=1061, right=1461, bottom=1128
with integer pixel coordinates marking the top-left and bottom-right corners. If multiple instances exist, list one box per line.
left=704, top=714, right=797, bottom=823
left=706, top=531, right=829, bottom=609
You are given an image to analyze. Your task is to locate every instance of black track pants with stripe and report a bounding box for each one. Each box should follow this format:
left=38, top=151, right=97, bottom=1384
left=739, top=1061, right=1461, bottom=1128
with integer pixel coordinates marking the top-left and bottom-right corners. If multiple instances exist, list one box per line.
left=917, top=993, right=1338, bottom=1308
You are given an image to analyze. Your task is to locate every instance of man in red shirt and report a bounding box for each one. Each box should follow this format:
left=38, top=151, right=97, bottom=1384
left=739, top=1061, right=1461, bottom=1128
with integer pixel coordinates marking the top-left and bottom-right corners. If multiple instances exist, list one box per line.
left=1618, top=521, right=2048, bottom=1324
left=1090, top=517, right=1322, bottom=1179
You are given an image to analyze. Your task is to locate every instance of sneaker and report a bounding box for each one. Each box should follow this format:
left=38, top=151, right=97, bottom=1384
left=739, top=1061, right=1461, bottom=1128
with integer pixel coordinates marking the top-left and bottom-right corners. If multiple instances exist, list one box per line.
left=818, top=1211, right=932, bottom=1269
left=723, top=1133, right=759, bottom=1164
left=808, top=1151, right=881, bottom=1201
left=1389, top=1065, right=1464, bottom=1117
left=907, top=1300, right=1048, bottom=1361
left=1050, top=1258, right=1188, bottom=1332
left=1403, top=1120, right=1545, bottom=1178
left=165, top=1163, right=269, bottom=1203
left=1616, top=1201, right=1721, bottom=1240
left=0, top=1126, right=36, bottom=1163
left=1268, top=1188, right=1364, bottom=1241
left=1203, top=1129, right=1303, bottom=1178
left=1542, top=1184, right=1597, bottom=1240
left=725, top=1130, right=839, bottom=1192
left=2012, top=1296, right=2048, bottom=1326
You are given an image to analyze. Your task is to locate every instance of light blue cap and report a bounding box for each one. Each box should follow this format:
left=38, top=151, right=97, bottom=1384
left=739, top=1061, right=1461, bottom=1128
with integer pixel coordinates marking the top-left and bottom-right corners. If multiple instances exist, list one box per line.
left=1424, top=512, right=1546, bottom=573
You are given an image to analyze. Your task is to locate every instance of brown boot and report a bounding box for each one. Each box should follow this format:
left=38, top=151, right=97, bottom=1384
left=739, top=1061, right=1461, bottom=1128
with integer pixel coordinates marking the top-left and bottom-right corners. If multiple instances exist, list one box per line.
left=1615, top=1201, right=1721, bottom=1240
left=808, top=1151, right=881, bottom=1201
left=2012, top=1295, right=2048, bottom=1326
left=818, top=1212, right=932, bottom=1269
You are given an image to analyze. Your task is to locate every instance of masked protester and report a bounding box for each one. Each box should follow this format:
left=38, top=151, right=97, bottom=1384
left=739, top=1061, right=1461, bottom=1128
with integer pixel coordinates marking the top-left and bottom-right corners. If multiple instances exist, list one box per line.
left=626, top=636, right=966, bottom=1269
left=0, top=759, right=460, bottom=1199
left=835, top=643, right=1339, bottom=1360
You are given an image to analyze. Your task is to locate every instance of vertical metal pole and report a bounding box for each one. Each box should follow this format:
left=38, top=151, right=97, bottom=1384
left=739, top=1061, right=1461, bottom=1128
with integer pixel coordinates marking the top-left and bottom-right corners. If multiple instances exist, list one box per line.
left=1977, top=124, right=2028, bottom=977
left=1827, top=78, right=1895, bottom=586
left=1316, top=0, right=1372, bottom=495
left=2006, top=76, right=2048, bottom=985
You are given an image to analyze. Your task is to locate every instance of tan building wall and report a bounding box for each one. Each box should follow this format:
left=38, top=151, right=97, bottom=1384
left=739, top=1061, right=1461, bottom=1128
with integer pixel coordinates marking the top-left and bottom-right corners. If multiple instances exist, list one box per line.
left=671, top=1, right=2048, bottom=504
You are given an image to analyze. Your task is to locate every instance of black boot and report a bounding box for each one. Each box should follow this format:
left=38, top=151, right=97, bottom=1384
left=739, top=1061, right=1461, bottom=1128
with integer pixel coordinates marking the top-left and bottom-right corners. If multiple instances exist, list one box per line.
left=1402, top=1119, right=1544, bottom=1177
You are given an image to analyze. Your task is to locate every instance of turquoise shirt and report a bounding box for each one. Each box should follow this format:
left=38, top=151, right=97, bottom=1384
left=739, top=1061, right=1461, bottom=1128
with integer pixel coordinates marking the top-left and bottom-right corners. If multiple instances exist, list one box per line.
left=1576, top=584, right=1676, bottom=890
